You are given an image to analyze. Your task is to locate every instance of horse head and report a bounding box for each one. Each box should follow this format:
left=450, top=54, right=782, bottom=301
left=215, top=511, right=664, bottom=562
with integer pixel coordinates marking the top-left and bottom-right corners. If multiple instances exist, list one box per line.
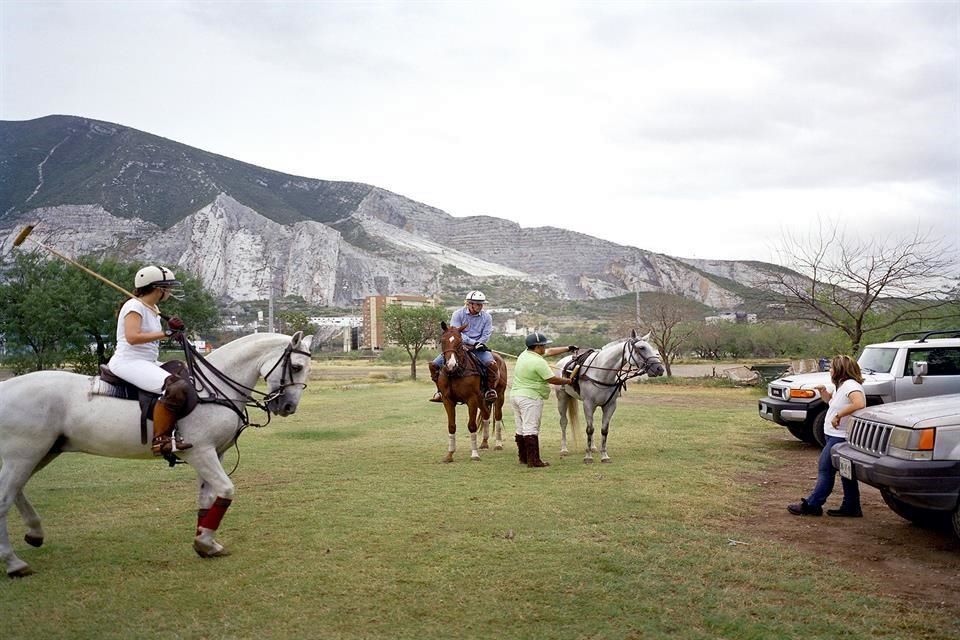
left=629, top=329, right=665, bottom=377
left=439, top=322, right=469, bottom=373
left=263, top=331, right=314, bottom=416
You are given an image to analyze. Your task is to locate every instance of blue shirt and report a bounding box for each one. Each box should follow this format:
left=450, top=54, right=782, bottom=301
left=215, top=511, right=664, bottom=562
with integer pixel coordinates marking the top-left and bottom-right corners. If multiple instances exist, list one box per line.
left=450, top=306, right=493, bottom=347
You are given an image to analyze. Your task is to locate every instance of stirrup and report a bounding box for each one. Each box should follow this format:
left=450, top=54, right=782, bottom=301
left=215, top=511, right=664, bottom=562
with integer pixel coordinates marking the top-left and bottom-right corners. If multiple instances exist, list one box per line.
left=429, top=392, right=443, bottom=403
left=484, top=389, right=498, bottom=402
left=152, top=437, right=193, bottom=456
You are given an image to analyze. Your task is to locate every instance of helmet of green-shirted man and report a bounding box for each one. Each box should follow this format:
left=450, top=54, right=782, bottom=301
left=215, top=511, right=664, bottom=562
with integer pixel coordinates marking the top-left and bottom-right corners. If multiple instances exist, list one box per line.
left=525, top=332, right=552, bottom=348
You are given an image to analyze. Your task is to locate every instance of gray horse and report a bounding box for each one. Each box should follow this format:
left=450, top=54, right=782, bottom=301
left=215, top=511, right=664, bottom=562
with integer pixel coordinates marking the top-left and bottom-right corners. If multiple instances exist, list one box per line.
left=554, top=331, right=665, bottom=463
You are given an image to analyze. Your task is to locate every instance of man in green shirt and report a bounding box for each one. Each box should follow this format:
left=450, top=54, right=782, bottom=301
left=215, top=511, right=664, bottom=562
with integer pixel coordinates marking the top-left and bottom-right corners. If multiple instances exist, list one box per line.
left=511, top=332, right=576, bottom=468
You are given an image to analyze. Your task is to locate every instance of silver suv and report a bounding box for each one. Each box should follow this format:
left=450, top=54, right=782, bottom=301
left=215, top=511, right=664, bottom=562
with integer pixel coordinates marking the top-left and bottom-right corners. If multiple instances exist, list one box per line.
left=833, top=394, right=960, bottom=540
left=758, top=329, right=960, bottom=446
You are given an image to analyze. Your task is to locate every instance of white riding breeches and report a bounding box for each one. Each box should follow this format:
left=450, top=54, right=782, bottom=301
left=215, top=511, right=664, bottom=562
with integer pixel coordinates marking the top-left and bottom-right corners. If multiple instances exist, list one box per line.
left=107, top=358, right=169, bottom=394
left=511, top=396, right=544, bottom=436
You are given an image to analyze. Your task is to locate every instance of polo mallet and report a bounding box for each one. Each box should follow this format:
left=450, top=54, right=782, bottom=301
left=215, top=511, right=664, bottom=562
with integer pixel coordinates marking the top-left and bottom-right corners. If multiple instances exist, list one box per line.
left=12, top=224, right=163, bottom=317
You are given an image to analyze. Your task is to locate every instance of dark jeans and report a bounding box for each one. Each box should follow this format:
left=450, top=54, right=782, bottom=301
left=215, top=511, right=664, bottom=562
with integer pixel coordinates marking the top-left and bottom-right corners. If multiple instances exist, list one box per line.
left=807, top=436, right=861, bottom=509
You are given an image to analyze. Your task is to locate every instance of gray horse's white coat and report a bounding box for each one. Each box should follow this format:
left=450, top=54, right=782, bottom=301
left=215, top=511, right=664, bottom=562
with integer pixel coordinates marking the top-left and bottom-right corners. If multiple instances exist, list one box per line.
left=0, top=332, right=313, bottom=576
left=554, top=331, right=665, bottom=463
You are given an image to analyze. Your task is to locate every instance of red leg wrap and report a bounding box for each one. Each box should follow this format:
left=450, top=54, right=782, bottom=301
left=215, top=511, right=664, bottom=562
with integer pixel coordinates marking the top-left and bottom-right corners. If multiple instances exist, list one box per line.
left=197, top=497, right=232, bottom=532
left=196, top=508, right=209, bottom=536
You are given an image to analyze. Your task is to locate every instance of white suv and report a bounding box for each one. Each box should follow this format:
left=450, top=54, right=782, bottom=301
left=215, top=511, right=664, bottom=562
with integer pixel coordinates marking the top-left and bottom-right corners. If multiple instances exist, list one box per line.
left=758, top=329, right=960, bottom=447
left=833, top=394, right=960, bottom=540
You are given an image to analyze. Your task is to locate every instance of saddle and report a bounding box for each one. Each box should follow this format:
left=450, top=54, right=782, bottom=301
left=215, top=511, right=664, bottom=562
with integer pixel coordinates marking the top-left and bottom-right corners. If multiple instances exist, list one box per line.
left=561, top=349, right=595, bottom=395
left=91, top=361, right=197, bottom=445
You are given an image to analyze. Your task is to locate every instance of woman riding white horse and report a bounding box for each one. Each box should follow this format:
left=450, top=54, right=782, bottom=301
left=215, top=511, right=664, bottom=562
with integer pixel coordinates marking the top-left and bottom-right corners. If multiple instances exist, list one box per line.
left=106, top=265, right=192, bottom=455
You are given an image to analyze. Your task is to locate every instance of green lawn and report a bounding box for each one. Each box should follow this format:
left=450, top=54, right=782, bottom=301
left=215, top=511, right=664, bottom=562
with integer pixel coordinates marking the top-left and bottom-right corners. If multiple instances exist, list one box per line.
left=0, top=376, right=954, bottom=639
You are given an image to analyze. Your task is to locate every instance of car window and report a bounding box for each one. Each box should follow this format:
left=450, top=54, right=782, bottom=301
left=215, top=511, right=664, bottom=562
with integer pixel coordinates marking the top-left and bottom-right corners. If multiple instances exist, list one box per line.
left=904, top=347, right=960, bottom=376
left=858, top=347, right=897, bottom=374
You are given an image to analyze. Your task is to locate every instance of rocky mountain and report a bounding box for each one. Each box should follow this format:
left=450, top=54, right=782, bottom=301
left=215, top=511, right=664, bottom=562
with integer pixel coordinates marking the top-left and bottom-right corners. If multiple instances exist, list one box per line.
left=0, top=115, right=781, bottom=308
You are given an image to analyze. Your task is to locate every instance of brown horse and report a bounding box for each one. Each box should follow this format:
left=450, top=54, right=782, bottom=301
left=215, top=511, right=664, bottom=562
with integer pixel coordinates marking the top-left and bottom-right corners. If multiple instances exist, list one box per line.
left=436, top=322, right=507, bottom=462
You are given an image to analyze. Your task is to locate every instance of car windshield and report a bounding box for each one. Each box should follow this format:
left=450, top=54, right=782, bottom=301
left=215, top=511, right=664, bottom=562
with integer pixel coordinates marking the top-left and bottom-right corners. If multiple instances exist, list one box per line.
left=858, top=347, right=896, bottom=374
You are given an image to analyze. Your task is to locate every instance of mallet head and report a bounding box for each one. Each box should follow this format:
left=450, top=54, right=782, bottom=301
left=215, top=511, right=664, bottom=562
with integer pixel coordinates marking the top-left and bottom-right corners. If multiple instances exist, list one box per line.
left=12, top=225, right=35, bottom=247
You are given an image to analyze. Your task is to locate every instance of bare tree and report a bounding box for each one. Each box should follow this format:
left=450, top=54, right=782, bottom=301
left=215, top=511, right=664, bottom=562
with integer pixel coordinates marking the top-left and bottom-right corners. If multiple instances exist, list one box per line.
left=766, top=221, right=958, bottom=353
left=630, top=293, right=697, bottom=377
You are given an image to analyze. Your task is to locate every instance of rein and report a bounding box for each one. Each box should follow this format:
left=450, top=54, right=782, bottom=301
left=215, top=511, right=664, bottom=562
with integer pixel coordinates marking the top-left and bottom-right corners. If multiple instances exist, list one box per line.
left=176, top=334, right=310, bottom=429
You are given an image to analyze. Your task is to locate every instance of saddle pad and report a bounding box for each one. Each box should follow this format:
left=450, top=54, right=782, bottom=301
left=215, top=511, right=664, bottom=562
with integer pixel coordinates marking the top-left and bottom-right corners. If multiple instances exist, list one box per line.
left=89, top=376, right=138, bottom=400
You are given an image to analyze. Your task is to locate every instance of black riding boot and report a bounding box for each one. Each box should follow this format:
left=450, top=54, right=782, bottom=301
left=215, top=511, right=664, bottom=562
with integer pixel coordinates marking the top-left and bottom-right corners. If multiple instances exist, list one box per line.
left=428, top=362, right=443, bottom=402
left=523, top=435, right=549, bottom=468
left=515, top=434, right=527, bottom=465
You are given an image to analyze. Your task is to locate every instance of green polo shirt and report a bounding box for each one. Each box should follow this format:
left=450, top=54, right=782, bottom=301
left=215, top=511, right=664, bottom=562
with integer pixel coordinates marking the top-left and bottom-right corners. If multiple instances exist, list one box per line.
left=511, top=349, right=555, bottom=400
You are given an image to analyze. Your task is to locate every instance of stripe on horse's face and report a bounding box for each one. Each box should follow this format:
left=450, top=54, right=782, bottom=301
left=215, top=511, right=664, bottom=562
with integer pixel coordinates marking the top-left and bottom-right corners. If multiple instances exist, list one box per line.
left=446, top=353, right=458, bottom=370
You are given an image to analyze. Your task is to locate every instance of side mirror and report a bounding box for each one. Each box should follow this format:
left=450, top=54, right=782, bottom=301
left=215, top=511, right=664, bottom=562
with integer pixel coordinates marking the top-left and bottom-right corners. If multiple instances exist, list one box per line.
left=912, top=361, right=928, bottom=384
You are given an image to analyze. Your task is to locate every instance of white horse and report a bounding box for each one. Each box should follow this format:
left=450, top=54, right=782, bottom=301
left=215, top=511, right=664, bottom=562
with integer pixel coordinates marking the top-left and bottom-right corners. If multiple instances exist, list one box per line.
left=0, top=331, right=313, bottom=577
left=554, top=331, right=665, bottom=463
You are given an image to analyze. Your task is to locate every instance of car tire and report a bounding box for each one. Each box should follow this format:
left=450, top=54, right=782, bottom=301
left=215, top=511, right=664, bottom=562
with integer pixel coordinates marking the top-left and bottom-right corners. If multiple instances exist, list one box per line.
left=786, top=423, right=816, bottom=444
left=812, top=410, right=827, bottom=448
left=881, top=489, right=951, bottom=529
left=952, top=506, right=960, bottom=541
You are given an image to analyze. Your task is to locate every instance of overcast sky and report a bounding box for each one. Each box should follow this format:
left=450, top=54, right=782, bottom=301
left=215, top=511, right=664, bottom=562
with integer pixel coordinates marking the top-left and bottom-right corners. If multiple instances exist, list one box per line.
left=1, top=0, right=957, bottom=266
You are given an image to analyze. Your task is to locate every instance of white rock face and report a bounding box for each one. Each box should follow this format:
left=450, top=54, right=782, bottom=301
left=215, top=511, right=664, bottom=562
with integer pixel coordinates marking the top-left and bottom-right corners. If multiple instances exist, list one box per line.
left=1, top=193, right=776, bottom=307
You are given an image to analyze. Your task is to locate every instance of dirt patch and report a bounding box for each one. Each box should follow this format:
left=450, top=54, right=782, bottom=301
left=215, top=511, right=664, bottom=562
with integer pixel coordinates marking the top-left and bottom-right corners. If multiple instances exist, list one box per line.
left=741, top=431, right=960, bottom=614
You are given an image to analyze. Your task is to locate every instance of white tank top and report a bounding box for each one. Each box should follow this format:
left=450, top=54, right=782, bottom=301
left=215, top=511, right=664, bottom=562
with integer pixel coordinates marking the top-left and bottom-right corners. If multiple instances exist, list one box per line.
left=112, top=298, right=162, bottom=363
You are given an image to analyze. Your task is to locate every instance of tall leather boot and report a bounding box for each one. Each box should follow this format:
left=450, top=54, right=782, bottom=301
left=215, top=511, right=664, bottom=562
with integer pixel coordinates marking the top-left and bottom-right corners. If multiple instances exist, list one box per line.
left=484, top=361, right=499, bottom=402
left=523, top=435, right=549, bottom=468
left=428, top=362, right=443, bottom=402
left=515, top=434, right=527, bottom=465
left=151, top=402, right=192, bottom=455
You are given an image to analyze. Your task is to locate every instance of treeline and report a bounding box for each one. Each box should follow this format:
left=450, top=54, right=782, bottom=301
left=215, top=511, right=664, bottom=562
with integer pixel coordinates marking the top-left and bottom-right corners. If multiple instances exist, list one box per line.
left=0, top=253, right=219, bottom=374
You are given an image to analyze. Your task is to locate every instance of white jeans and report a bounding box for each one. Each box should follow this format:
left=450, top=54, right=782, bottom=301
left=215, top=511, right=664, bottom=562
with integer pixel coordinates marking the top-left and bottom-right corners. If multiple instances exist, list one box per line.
left=511, top=395, right=544, bottom=437
left=107, top=357, right=169, bottom=394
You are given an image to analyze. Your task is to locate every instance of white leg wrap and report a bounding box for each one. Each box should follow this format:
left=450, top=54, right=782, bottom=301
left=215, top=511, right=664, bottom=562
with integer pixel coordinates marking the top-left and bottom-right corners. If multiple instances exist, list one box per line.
left=448, top=434, right=456, bottom=453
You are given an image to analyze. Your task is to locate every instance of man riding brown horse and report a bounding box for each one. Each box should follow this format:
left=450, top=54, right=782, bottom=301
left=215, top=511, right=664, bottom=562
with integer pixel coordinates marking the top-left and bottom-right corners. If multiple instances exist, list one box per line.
left=429, top=290, right=500, bottom=403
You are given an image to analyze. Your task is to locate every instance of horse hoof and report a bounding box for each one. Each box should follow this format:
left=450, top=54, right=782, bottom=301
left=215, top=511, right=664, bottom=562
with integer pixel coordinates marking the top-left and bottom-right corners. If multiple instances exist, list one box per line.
left=583, top=458, right=594, bottom=464
left=7, top=563, right=34, bottom=578
left=479, top=442, right=489, bottom=450
left=443, top=454, right=454, bottom=463
left=559, top=450, right=568, bottom=457
left=193, top=540, right=230, bottom=558
left=24, top=534, right=43, bottom=548
left=494, top=444, right=503, bottom=451
left=471, top=453, right=481, bottom=461
left=601, top=458, right=613, bottom=464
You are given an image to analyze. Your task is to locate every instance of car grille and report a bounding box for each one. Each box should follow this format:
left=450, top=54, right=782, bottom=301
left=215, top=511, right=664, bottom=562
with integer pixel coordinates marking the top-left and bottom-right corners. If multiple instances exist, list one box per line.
left=848, top=417, right=893, bottom=455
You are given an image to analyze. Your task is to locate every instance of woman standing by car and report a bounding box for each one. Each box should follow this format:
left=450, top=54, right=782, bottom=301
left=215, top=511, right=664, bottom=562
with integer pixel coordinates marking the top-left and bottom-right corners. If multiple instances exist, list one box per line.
left=788, top=355, right=866, bottom=517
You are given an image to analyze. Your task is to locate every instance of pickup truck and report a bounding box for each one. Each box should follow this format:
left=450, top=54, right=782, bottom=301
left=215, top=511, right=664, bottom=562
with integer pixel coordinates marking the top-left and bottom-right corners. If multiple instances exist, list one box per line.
left=758, top=329, right=960, bottom=447
left=832, top=394, right=960, bottom=540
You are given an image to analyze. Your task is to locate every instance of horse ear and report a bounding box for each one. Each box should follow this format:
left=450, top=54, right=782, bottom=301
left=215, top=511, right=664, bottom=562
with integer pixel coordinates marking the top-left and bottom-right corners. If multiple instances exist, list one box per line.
left=458, top=323, right=468, bottom=332
left=303, top=334, right=315, bottom=354
left=639, top=332, right=651, bottom=342
left=631, top=329, right=637, bottom=339
left=441, top=321, right=448, bottom=331
left=290, top=331, right=304, bottom=348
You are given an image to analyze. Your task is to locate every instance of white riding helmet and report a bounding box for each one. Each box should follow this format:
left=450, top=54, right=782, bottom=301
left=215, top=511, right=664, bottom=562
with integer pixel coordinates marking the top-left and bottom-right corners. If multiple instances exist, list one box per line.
left=465, top=290, right=487, bottom=304
left=134, top=265, right=183, bottom=298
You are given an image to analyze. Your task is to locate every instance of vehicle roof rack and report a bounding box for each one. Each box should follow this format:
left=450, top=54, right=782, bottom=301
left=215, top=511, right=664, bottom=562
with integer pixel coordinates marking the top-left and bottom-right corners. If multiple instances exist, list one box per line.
left=889, top=329, right=960, bottom=343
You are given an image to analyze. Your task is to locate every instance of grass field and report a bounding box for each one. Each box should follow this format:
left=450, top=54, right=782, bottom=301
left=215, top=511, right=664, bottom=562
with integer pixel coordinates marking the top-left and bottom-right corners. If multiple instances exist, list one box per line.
left=0, top=366, right=956, bottom=639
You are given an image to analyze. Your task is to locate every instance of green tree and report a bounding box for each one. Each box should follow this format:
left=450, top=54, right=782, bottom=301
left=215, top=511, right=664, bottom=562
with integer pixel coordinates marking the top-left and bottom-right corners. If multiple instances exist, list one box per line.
left=0, top=253, right=220, bottom=373
left=0, top=253, right=66, bottom=371
left=278, top=311, right=314, bottom=334
left=382, top=304, right=447, bottom=380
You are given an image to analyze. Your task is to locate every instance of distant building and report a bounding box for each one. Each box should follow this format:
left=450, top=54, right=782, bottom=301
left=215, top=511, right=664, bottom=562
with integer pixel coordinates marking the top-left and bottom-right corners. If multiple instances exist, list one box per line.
left=362, top=295, right=436, bottom=350
left=705, top=311, right=758, bottom=325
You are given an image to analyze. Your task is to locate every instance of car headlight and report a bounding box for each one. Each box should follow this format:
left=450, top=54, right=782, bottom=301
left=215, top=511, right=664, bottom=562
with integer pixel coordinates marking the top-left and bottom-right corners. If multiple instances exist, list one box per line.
left=887, top=427, right=935, bottom=461
left=789, top=389, right=817, bottom=399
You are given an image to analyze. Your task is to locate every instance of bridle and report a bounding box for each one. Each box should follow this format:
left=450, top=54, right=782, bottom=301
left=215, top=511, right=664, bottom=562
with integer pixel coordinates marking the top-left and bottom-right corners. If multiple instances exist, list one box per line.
left=575, top=338, right=662, bottom=407
left=178, top=336, right=310, bottom=429
left=441, top=331, right=469, bottom=377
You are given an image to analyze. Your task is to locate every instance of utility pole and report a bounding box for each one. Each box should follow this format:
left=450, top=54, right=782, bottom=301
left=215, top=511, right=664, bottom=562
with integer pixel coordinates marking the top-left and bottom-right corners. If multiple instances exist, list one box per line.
left=635, top=290, right=641, bottom=327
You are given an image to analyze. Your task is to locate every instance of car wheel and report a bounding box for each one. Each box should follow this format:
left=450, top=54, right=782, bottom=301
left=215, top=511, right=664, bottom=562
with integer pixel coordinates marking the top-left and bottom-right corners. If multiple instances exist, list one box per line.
left=952, top=506, right=960, bottom=541
left=812, top=410, right=827, bottom=448
left=786, top=423, right=816, bottom=444
left=881, top=489, right=951, bottom=529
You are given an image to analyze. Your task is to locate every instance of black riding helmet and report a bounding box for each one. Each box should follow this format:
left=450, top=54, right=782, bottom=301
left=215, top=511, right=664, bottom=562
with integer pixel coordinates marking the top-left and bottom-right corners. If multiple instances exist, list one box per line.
left=525, top=332, right=552, bottom=348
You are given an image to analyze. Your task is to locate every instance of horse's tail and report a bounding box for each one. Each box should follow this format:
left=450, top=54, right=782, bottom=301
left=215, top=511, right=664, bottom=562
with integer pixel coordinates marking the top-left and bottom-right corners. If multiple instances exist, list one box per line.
left=567, top=399, right=580, bottom=450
